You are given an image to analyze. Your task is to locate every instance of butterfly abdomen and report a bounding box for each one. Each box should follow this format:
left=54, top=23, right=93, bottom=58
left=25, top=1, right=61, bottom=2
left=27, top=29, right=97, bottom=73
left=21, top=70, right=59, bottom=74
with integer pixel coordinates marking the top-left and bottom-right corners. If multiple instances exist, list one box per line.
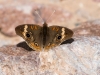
left=43, top=22, right=49, bottom=47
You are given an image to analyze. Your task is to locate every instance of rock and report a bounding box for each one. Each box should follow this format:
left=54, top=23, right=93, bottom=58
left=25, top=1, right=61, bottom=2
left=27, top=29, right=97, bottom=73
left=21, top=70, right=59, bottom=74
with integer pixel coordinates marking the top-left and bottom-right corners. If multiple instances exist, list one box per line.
left=0, top=32, right=24, bottom=47
left=32, top=5, right=71, bottom=25
left=73, top=19, right=100, bottom=36
left=93, top=0, right=100, bottom=2
left=0, top=36, right=100, bottom=75
left=0, top=7, right=35, bottom=36
left=0, top=4, right=71, bottom=37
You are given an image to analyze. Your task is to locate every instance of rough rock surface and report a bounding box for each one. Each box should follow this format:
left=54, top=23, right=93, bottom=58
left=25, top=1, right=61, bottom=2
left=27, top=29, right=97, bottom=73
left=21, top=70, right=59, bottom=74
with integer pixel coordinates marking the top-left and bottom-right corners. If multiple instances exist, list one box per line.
left=0, top=36, right=100, bottom=75
left=73, top=20, right=100, bottom=36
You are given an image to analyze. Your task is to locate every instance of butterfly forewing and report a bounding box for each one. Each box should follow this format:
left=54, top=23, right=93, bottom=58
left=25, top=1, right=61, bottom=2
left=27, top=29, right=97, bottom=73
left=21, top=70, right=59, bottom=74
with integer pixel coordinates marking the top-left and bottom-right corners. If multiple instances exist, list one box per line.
left=43, top=26, right=73, bottom=50
left=15, top=24, right=43, bottom=51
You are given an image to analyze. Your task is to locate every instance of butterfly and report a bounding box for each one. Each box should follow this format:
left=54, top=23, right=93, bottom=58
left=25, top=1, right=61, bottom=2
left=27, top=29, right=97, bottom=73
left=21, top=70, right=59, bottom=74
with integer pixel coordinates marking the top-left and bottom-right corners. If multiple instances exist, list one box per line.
left=15, top=22, right=73, bottom=51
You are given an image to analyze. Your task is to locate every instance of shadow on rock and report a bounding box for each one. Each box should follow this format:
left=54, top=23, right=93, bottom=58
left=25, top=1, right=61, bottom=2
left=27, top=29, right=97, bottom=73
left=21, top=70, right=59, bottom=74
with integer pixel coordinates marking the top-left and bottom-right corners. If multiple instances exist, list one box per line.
left=17, top=41, right=34, bottom=51
left=16, top=38, right=74, bottom=51
left=61, top=38, right=74, bottom=45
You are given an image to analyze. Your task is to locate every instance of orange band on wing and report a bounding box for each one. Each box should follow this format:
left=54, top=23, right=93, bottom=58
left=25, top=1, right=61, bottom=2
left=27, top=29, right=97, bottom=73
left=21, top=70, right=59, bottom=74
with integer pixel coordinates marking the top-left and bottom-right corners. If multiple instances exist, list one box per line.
left=44, top=43, right=56, bottom=51
left=29, top=43, right=41, bottom=51
left=30, top=26, right=38, bottom=30
left=52, top=27, right=59, bottom=31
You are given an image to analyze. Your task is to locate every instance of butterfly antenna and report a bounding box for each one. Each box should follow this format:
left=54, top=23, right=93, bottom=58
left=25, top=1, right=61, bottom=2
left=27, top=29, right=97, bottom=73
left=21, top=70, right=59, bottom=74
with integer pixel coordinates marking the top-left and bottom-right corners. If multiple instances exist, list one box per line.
left=46, top=10, right=56, bottom=22
left=35, top=10, right=44, bottom=24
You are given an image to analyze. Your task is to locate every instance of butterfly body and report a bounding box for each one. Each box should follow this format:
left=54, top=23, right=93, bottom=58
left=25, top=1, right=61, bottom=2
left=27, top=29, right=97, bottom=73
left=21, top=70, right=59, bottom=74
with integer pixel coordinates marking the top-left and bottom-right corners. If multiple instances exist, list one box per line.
left=15, top=22, right=73, bottom=51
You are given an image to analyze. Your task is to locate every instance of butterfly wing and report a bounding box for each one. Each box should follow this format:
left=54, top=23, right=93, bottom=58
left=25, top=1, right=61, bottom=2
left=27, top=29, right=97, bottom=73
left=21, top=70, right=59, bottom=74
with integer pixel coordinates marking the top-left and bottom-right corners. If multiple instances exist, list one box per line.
left=15, top=24, right=43, bottom=51
left=44, top=26, right=73, bottom=50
